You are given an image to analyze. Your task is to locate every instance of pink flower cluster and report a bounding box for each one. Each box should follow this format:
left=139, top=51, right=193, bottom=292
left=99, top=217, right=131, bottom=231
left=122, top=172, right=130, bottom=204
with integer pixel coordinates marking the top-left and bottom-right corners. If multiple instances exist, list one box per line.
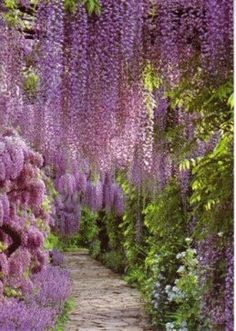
left=0, top=128, right=49, bottom=298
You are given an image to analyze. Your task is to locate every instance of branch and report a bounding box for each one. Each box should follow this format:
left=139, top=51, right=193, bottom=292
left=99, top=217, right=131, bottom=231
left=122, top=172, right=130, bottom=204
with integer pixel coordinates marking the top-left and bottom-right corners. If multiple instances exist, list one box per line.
left=1, top=224, right=22, bottom=256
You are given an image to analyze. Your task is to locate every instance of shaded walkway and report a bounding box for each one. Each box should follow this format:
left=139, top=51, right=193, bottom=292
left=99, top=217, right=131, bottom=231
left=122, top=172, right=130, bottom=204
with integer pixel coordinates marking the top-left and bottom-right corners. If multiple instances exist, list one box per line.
left=64, top=251, right=153, bottom=331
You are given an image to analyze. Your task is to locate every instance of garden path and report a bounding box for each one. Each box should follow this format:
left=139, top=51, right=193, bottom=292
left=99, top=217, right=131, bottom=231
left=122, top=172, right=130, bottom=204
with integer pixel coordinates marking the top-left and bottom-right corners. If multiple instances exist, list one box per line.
left=64, top=250, right=153, bottom=331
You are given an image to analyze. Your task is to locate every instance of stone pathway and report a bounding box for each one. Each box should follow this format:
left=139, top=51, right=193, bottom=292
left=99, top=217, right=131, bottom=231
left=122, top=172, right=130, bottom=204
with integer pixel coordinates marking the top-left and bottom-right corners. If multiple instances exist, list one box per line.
left=64, top=251, right=153, bottom=331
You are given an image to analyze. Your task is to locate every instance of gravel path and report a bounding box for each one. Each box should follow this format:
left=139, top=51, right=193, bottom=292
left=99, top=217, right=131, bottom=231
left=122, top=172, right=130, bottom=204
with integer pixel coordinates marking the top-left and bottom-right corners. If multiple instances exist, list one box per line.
left=64, top=251, right=153, bottom=331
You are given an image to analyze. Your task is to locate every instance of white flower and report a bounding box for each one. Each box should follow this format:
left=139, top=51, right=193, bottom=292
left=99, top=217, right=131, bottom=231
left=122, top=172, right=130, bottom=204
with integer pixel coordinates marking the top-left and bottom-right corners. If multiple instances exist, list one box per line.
left=167, top=290, right=176, bottom=301
left=172, top=286, right=179, bottom=292
left=179, top=323, right=188, bottom=331
left=165, top=285, right=171, bottom=292
left=177, top=265, right=185, bottom=273
left=166, top=322, right=176, bottom=330
left=185, top=237, right=192, bottom=243
left=180, top=321, right=187, bottom=327
left=218, top=232, right=224, bottom=237
left=154, top=302, right=159, bottom=309
left=176, top=252, right=183, bottom=259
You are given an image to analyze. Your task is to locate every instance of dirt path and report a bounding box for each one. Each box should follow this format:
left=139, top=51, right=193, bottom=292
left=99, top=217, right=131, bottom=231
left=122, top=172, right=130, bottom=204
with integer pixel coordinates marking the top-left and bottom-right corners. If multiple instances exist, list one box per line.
left=64, top=251, right=153, bottom=331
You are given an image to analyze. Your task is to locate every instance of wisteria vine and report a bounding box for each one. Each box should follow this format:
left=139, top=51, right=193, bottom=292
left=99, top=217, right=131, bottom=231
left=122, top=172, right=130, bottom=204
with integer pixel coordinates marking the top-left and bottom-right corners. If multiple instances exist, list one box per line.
left=0, top=0, right=233, bottom=329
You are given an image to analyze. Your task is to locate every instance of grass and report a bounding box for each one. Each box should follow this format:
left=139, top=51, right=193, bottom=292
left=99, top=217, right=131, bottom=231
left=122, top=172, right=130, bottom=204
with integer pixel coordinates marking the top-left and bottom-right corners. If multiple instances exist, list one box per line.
left=54, top=298, right=76, bottom=331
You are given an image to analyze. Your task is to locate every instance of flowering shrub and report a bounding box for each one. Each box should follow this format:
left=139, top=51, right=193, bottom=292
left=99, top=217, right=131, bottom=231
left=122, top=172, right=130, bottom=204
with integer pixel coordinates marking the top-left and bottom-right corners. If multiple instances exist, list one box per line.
left=0, top=298, right=57, bottom=331
left=0, top=264, right=71, bottom=331
left=30, top=265, right=71, bottom=308
left=164, top=240, right=201, bottom=330
left=0, top=128, right=49, bottom=296
left=0, top=130, right=71, bottom=329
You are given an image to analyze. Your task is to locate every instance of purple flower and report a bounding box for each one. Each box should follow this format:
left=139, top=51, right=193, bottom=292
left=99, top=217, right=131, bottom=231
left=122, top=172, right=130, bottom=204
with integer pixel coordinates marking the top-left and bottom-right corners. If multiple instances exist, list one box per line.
left=50, top=249, right=64, bottom=266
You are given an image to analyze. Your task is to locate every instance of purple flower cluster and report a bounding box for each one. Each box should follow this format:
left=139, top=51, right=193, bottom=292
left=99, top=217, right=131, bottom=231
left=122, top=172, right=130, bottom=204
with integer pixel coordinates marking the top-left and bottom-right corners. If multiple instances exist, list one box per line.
left=50, top=249, right=64, bottom=266
left=30, top=265, right=71, bottom=307
left=146, top=0, right=233, bottom=83
left=5, top=0, right=146, bottom=173
left=0, top=130, right=71, bottom=329
left=0, top=0, right=232, bottom=188
left=0, top=129, right=50, bottom=299
left=55, top=194, right=81, bottom=236
left=53, top=169, right=125, bottom=236
left=0, top=264, right=71, bottom=331
left=0, top=298, right=57, bottom=331
left=0, top=19, right=25, bottom=128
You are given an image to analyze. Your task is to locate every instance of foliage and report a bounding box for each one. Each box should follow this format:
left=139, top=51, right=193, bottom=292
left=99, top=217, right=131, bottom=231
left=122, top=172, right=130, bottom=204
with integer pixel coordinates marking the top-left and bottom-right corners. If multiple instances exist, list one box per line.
left=53, top=234, right=81, bottom=252
left=44, top=232, right=61, bottom=250
left=64, top=0, right=101, bottom=14
left=78, top=207, right=99, bottom=247
left=47, top=207, right=99, bottom=253
left=54, top=298, right=75, bottom=331
left=164, top=240, right=201, bottom=330
left=100, top=251, right=125, bottom=273
left=2, top=0, right=23, bottom=26
left=190, top=132, right=233, bottom=237
left=143, top=182, right=190, bottom=327
left=23, top=69, right=40, bottom=98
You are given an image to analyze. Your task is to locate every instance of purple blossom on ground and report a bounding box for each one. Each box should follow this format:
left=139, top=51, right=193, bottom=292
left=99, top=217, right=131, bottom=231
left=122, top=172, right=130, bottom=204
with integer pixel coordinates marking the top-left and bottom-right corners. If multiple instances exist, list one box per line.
left=0, top=263, right=71, bottom=330
left=50, top=249, right=64, bottom=266
left=30, top=265, right=71, bottom=307
left=0, top=298, right=57, bottom=331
